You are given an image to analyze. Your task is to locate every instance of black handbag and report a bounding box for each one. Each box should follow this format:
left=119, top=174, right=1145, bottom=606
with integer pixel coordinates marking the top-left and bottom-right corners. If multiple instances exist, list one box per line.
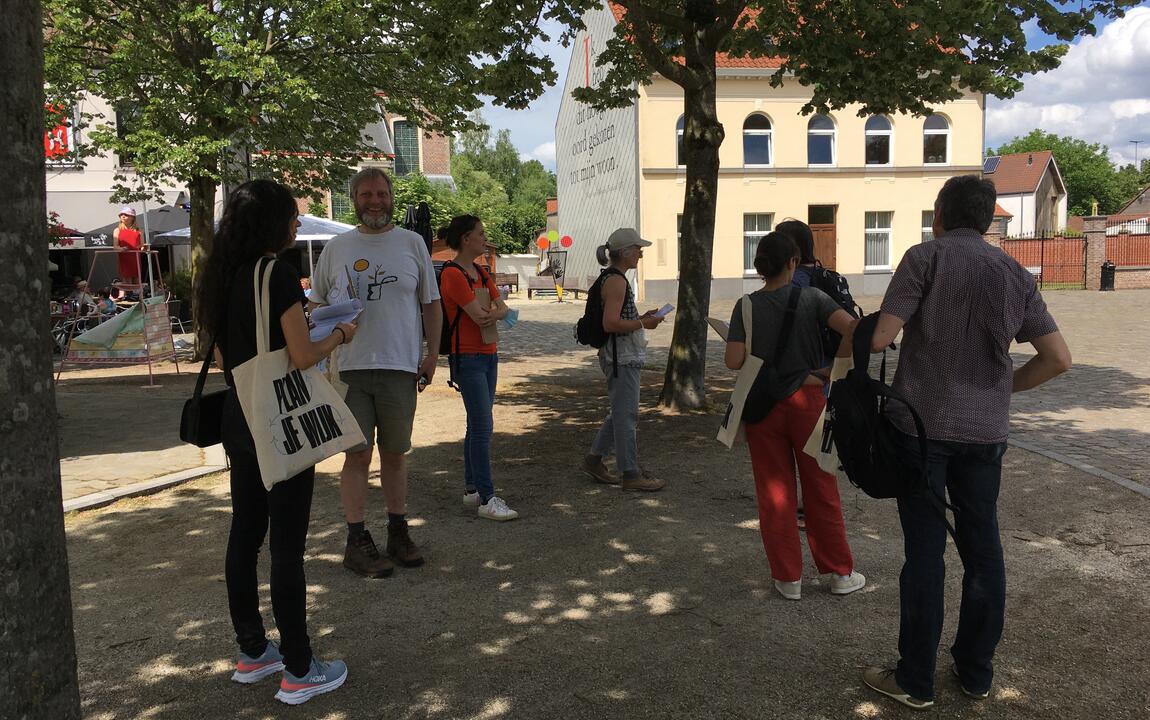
left=742, top=285, right=802, bottom=424
left=179, top=334, right=227, bottom=447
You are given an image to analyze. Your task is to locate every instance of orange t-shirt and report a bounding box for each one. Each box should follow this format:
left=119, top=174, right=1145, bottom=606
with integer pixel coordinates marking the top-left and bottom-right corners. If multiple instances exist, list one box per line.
left=440, top=263, right=501, bottom=354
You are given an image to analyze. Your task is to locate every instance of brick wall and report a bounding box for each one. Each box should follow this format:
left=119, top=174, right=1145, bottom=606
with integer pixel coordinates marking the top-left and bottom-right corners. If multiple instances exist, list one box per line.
left=421, top=131, right=451, bottom=176
left=1115, top=268, right=1150, bottom=289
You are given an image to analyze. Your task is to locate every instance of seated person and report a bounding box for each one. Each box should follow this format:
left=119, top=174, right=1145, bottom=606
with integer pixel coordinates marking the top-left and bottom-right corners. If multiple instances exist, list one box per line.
left=69, top=280, right=97, bottom=315
left=95, top=288, right=117, bottom=315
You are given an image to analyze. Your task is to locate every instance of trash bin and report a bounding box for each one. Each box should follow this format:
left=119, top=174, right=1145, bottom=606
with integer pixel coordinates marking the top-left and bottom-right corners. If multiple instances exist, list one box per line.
left=1100, top=260, right=1116, bottom=291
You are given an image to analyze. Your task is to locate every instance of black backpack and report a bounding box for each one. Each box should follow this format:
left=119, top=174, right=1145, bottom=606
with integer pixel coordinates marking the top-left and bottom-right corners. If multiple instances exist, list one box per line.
left=438, top=260, right=491, bottom=390
left=807, top=262, right=860, bottom=359
left=827, top=312, right=958, bottom=537
left=574, top=267, right=628, bottom=376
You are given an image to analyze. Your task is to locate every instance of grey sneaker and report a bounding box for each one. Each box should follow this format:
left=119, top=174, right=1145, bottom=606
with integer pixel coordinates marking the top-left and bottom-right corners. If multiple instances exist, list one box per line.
left=274, top=658, right=348, bottom=705
left=581, top=455, right=619, bottom=485
left=951, top=663, right=990, bottom=699
left=862, top=667, right=934, bottom=710
left=621, top=468, right=665, bottom=492
left=231, top=641, right=284, bottom=683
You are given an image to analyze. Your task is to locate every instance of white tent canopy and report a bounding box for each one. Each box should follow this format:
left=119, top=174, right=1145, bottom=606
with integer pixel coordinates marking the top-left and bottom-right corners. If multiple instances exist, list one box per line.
left=154, top=214, right=354, bottom=274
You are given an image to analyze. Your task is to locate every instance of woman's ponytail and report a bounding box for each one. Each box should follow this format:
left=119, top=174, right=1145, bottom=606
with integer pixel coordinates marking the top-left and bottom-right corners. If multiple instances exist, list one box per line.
left=595, top=243, right=610, bottom=266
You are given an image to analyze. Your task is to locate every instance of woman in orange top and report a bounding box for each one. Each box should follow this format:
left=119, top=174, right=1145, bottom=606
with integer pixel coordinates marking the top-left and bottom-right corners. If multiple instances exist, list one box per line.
left=439, top=214, right=518, bottom=521
left=113, top=206, right=143, bottom=284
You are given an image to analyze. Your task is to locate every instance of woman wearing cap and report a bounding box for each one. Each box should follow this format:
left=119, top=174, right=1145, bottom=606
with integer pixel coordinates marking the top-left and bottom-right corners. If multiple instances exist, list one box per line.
left=580, top=227, right=666, bottom=491
left=114, top=206, right=143, bottom=285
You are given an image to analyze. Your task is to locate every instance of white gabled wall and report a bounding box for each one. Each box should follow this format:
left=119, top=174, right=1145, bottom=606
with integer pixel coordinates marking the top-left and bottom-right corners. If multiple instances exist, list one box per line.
left=554, top=1, right=640, bottom=290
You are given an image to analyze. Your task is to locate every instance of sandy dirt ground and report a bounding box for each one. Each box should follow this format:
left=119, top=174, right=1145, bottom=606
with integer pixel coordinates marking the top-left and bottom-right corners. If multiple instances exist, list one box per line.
left=63, top=297, right=1150, bottom=719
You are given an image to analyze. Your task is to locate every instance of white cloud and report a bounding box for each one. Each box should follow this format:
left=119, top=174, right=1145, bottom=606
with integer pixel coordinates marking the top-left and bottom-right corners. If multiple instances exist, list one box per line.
left=987, top=7, right=1150, bottom=166
left=527, top=141, right=556, bottom=165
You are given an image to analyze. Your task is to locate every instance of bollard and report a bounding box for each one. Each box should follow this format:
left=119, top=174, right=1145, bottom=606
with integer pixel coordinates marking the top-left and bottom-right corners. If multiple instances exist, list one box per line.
left=1100, top=260, right=1116, bottom=291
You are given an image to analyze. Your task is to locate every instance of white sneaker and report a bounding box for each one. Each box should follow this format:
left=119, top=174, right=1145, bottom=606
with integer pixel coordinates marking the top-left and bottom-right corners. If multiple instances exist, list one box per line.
left=462, top=491, right=481, bottom=507
left=830, top=571, right=866, bottom=595
left=774, top=579, right=802, bottom=601
left=477, top=496, right=519, bottom=522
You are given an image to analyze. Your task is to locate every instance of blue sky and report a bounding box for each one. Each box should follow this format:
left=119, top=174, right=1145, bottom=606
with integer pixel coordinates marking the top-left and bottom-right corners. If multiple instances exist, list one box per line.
left=482, top=5, right=1150, bottom=171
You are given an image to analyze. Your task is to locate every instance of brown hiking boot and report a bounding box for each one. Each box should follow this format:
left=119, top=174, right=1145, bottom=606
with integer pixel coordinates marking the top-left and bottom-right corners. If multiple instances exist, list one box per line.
left=621, top=467, right=665, bottom=492
left=581, top=455, right=620, bottom=485
left=386, top=522, right=424, bottom=567
left=343, top=530, right=394, bottom=578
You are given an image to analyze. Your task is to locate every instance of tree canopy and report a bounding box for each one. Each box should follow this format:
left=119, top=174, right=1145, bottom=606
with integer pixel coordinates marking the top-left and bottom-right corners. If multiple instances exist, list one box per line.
left=993, top=130, right=1150, bottom=216
left=44, top=0, right=579, bottom=344
left=558, top=0, right=1141, bottom=408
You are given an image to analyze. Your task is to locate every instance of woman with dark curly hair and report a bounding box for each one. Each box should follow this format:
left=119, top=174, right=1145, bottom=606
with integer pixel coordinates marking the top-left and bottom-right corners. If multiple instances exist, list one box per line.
left=196, top=179, right=356, bottom=705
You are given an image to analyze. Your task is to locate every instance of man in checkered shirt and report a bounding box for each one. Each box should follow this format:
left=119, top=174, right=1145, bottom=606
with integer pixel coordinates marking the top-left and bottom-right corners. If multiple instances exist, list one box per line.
left=861, top=175, right=1072, bottom=710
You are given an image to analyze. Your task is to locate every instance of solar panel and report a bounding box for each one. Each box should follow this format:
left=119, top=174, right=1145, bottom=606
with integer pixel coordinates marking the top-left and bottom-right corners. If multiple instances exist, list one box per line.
left=983, top=156, right=1001, bottom=174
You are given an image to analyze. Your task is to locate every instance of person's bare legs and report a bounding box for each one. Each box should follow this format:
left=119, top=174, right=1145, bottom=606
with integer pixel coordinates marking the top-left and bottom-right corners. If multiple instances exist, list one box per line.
left=380, top=450, right=423, bottom=566
left=340, top=447, right=373, bottom=523
left=339, top=446, right=392, bottom=577
left=378, top=452, right=406, bottom=514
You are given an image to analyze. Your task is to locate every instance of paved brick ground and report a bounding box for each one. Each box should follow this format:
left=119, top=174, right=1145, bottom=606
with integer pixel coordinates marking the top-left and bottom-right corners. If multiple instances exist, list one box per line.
left=508, top=287, right=1150, bottom=491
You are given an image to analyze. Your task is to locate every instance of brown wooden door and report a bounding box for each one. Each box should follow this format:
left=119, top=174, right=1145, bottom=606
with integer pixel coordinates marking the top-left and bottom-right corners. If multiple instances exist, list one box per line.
left=810, top=223, right=837, bottom=269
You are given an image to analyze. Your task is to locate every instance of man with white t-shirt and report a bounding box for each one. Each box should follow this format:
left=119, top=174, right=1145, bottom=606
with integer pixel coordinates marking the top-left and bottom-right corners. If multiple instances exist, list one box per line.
left=311, top=167, right=442, bottom=578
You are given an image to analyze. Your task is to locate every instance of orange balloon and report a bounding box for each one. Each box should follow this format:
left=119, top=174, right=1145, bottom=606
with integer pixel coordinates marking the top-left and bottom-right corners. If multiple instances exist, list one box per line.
left=536, top=236, right=550, bottom=250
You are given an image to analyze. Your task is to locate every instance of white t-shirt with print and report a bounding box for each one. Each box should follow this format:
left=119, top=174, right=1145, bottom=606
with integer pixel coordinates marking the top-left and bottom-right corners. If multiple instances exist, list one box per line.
left=311, top=227, right=439, bottom=374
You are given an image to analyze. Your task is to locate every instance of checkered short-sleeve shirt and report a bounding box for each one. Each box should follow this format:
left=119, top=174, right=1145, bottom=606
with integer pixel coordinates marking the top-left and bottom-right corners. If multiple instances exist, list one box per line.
left=881, top=228, right=1059, bottom=443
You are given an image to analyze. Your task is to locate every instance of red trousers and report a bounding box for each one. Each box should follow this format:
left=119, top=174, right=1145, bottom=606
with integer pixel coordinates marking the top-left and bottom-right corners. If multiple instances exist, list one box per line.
left=745, top=385, right=853, bottom=582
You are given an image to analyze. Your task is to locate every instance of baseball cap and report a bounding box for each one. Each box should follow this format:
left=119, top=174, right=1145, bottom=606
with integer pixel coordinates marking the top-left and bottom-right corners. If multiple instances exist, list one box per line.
left=607, top=227, right=651, bottom=250
left=118, top=206, right=137, bottom=217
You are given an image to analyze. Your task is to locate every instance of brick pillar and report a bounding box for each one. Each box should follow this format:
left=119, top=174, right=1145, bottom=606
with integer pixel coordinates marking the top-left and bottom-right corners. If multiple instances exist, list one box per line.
left=1083, top=215, right=1107, bottom=291
left=984, top=229, right=1003, bottom=248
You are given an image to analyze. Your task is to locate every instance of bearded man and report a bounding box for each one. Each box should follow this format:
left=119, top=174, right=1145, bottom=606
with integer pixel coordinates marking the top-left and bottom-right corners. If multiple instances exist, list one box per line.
left=311, top=167, right=442, bottom=578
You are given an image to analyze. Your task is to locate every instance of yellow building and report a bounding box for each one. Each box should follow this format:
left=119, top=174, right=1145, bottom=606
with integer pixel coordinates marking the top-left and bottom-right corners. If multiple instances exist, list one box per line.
left=556, top=2, right=985, bottom=300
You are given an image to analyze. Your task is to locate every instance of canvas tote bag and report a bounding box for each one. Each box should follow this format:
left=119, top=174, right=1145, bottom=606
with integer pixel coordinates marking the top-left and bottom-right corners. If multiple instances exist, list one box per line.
left=802, top=354, right=854, bottom=474
left=716, top=295, right=762, bottom=448
left=233, top=259, right=365, bottom=489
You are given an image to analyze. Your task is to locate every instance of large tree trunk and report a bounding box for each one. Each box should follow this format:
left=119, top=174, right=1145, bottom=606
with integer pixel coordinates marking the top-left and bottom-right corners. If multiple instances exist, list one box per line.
left=189, top=172, right=217, bottom=358
left=659, top=65, right=723, bottom=410
left=0, top=1, right=83, bottom=717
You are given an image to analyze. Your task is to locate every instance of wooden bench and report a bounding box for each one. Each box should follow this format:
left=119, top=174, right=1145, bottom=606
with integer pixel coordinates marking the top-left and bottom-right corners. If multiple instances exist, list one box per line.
left=493, top=272, right=519, bottom=295
left=565, top=274, right=598, bottom=300
left=526, top=276, right=557, bottom=298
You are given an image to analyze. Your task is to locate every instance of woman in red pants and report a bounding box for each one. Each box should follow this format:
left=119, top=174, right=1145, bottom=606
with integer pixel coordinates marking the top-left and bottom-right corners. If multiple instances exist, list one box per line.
left=724, top=231, right=865, bottom=601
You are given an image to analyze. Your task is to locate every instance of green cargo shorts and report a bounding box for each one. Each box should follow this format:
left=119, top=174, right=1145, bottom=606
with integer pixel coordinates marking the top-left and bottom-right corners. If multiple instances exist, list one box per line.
left=340, top=369, right=419, bottom=454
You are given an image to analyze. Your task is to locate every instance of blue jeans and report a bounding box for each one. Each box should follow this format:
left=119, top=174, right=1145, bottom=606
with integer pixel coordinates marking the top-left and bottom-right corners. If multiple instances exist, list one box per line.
left=456, top=353, right=498, bottom=502
left=891, top=428, right=1008, bottom=700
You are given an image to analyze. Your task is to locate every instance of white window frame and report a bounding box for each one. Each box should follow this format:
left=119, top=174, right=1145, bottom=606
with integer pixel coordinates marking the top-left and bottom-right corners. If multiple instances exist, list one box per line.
left=923, top=115, right=950, bottom=166
left=742, top=113, right=773, bottom=168
left=921, top=210, right=935, bottom=243
left=743, top=213, right=774, bottom=275
left=865, top=211, right=893, bottom=271
left=807, top=114, right=836, bottom=167
left=676, top=115, right=685, bottom=168
left=864, top=116, right=893, bottom=167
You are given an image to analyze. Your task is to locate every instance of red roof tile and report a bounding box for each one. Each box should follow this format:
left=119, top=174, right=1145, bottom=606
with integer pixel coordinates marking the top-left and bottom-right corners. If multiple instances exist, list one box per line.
left=993, top=203, right=1013, bottom=218
left=984, top=151, right=1055, bottom=195
left=546, top=198, right=558, bottom=215
left=608, top=2, right=785, bottom=69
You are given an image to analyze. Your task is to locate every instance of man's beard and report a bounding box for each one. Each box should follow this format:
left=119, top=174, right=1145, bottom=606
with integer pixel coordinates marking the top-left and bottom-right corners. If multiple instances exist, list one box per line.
left=357, top=207, right=392, bottom=229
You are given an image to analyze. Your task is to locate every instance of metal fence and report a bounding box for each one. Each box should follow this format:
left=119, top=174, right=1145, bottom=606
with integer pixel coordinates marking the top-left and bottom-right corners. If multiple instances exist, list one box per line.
left=1000, top=236, right=1087, bottom=289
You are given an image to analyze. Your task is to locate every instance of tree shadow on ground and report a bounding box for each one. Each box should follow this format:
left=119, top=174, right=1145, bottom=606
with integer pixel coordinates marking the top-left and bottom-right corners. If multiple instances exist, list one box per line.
left=66, top=322, right=1150, bottom=719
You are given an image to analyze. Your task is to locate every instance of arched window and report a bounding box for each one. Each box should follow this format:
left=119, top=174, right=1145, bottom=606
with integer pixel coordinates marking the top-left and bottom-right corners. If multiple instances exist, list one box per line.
left=807, top=114, right=835, bottom=166
left=676, top=115, right=685, bottom=167
left=923, top=115, right=950, bottom=165
left=865, top=116, right=892, bottom=166
left=743, top=114, right=772, bottom=166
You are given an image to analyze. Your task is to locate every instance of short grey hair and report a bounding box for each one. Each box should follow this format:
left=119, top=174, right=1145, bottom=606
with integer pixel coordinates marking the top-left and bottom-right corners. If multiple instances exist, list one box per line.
left=349, top=166, right=392, bottom=199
